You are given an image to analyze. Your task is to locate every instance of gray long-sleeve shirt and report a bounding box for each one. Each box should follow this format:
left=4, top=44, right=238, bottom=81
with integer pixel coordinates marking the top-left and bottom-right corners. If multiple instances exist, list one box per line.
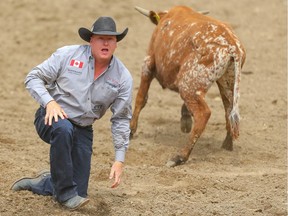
left=25, top=45, right=133, bottom=162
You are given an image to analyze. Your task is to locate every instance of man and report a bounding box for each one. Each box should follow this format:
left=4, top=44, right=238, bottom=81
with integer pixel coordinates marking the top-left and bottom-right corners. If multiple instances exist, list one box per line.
left=11, top=16, right=133, bottom=211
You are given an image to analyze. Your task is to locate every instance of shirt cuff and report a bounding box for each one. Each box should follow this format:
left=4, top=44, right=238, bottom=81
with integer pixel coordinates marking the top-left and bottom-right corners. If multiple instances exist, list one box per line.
left=115, top=149, right=126, bottom=162
left=41, top=93, right=54, bottom=107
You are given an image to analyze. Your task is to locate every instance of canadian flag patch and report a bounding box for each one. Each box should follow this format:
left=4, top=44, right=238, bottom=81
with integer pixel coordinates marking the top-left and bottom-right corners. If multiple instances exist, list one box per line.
left=70, top=59, right=84, bottom=68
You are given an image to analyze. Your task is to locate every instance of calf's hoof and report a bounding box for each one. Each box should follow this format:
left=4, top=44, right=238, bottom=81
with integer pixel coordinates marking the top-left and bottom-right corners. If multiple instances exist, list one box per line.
left=166, top=155, right=186, bottom=167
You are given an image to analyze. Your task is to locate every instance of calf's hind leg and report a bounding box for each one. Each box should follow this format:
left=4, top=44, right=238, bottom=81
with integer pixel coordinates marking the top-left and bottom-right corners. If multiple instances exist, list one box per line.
left=216, top=71, right=237, bottom=151
left=167, top=91, right=211, bottom=167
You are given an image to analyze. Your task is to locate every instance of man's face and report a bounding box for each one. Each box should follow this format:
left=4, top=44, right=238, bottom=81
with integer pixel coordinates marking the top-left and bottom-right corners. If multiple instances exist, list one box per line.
left=90, top=35, right=117, bottom=62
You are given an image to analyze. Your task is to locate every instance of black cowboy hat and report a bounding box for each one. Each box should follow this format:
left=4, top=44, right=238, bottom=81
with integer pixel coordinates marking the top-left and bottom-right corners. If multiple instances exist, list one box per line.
left=78, top=16, right=128, bottom=42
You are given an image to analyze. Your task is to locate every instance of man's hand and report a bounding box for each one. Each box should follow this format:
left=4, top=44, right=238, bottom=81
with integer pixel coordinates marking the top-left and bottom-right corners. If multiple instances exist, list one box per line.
left=45, top=100, right=68, bottom=126
left=109, top=161, right=124, bottom=188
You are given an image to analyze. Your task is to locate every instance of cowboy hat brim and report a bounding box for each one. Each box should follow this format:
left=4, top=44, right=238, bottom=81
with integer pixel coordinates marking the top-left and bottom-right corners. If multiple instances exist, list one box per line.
left=78, top=27, right=128, bottom=42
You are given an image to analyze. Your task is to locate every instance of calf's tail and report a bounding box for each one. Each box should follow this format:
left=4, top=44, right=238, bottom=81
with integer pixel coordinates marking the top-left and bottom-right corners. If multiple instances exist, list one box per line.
left=229, top=51, right=244, bottom=139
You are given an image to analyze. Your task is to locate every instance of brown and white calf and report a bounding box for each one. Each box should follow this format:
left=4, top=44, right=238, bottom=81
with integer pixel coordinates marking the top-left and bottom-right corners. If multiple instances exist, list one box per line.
left=130, top=6, right=246, bottom=167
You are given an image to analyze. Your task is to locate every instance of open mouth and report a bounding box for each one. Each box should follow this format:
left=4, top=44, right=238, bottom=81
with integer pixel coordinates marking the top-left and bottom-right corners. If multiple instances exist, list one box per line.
left=101, top=48, right=109, bottom=53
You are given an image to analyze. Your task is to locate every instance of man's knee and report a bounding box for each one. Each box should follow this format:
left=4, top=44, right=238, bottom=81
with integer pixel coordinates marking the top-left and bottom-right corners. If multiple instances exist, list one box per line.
left=51, top=119, right=74, bottom=137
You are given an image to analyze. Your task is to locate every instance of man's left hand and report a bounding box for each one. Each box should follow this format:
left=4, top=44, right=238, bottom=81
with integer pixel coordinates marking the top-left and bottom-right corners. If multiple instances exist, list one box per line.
left=109, top=161, right=124, bottom=188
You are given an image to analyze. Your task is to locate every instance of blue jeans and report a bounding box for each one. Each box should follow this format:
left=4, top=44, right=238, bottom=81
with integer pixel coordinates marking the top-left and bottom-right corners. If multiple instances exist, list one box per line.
left=32, top=107, right=93, bottom=203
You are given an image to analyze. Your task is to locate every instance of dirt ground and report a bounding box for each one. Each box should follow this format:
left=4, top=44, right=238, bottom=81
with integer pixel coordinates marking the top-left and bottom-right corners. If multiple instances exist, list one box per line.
left=0, top=0, right=287, bottom=215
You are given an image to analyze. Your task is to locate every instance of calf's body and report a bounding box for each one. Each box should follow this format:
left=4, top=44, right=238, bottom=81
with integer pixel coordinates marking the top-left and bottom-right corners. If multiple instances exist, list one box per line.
left=131, top=6, right=246, bottom=167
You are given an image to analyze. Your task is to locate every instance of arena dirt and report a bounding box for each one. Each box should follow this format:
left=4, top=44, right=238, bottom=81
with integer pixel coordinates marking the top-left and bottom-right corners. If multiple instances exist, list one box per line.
left=0, top=0, right=286, bottom=215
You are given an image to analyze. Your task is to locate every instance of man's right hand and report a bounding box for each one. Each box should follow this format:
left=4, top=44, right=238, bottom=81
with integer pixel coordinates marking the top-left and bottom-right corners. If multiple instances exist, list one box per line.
left=45, top=100, right=68, bottom=126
